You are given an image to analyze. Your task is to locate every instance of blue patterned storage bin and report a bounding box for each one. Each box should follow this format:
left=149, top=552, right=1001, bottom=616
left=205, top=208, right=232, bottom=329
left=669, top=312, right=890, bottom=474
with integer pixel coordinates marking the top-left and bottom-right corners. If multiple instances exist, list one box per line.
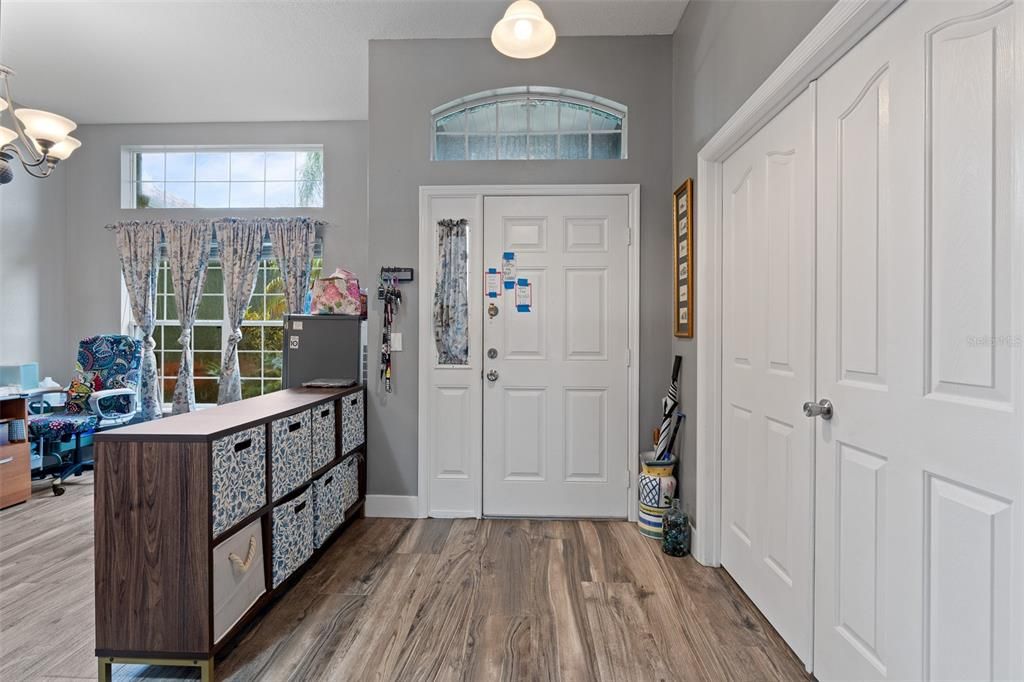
left=271, top=410, right=312, bottom=501
left=341, top=391, right=364, bottom=454
left=313, top=463, right=345, bottom=548
left=340, top=454, right=360, bottom=512
left=211, top=426, right=267, bottom=539
left=311, top=401, right=336, bottom=472
left=271, top=489, right=314, bottom=588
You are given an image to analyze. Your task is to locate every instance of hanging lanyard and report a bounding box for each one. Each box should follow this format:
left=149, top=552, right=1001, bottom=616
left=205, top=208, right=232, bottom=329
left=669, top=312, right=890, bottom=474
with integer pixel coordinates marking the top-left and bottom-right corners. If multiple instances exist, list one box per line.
left=380, top=276, right=401, bottom=393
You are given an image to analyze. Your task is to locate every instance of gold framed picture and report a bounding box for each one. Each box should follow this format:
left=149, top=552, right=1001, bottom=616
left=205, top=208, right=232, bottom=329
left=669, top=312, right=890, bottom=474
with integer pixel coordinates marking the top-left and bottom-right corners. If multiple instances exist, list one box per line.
left=673, top=179, right=694, bottom=338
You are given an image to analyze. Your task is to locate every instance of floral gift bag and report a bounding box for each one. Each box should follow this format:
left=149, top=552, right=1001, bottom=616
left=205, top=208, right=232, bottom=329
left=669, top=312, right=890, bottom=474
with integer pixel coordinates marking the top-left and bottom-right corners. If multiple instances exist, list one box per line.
left=311, top=268, right=361, bottom=315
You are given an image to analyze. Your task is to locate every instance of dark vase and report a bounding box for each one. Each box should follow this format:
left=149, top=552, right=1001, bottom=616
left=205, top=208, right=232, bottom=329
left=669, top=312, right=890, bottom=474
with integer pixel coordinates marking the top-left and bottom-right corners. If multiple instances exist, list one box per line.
left=661, top=498, right=690, bottom=557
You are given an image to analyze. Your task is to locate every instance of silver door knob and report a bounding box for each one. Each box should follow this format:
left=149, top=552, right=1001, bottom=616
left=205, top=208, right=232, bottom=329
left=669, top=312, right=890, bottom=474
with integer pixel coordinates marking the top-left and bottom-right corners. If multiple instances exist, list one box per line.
left=803, top=398, right=833, bottom=420
left=486, top=369, right=499, bottom=382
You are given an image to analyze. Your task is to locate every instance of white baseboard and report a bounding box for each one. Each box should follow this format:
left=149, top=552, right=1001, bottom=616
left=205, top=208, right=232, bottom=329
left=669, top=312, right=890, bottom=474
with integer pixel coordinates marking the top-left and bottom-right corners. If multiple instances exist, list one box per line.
left=365, top=494, right=422, bottom=518
left=423, top=509, right=478, bottom=519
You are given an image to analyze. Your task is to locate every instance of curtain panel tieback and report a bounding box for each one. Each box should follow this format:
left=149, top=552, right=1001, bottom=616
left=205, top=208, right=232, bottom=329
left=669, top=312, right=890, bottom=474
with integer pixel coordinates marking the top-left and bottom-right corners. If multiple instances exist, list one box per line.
left=214, top=219, right=266, bottom=404
left=113, top=221, right=163, bottom=420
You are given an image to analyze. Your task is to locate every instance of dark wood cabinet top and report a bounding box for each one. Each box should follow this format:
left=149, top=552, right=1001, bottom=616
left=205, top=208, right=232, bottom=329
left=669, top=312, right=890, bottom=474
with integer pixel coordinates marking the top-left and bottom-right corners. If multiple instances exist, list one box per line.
left=95, top=387, right=360, bottom=442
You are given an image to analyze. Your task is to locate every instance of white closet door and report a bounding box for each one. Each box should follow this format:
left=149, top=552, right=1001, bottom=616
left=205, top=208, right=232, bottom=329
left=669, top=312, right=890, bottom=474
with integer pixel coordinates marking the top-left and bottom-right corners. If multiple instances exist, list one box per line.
left=721, top=87, right=816, bottom=665
left=813, top=1, right=1023, bottom=679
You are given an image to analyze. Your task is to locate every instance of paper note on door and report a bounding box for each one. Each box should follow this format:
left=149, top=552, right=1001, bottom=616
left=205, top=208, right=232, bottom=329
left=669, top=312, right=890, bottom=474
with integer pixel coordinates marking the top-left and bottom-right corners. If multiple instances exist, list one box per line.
left=485, top=268, right=502, bottom=298
left=516, top=279, right=532, bottom=312
left=502, top=252, right=516, bottom=289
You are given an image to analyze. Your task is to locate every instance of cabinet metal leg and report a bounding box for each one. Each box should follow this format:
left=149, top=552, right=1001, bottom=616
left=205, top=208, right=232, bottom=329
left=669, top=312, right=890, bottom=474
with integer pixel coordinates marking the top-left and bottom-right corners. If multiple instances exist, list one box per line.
left=95, top=656, right=213, bottom=681
left=98, top=658, right=112, bottom=682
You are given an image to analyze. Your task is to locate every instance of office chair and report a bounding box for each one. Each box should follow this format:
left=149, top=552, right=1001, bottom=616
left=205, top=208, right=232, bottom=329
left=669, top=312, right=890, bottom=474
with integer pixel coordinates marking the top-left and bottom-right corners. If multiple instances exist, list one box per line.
left=28, top=334, right=142, bottom=495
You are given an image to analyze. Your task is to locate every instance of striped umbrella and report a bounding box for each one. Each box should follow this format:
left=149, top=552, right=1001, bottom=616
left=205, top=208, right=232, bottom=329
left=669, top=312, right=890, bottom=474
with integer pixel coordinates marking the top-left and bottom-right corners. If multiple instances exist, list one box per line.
left=655, top=356, right=682, bottom=460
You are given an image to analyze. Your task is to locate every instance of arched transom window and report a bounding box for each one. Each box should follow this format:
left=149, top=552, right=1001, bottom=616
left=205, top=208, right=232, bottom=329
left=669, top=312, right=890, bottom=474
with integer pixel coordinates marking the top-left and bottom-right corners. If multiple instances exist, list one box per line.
left=432, top=87, right=627, bottom=161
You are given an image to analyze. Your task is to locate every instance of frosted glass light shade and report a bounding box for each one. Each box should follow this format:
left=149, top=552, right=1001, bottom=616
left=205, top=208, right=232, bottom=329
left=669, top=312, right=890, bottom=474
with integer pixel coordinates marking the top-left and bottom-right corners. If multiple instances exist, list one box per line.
left=14, top=108, right=76, bottom=146
left=46, top=136, right=81, bottom=160
left=0, top=99, right=8, bottom=113
left=0, top=126, right=17, bottom=147
left=492, top=0, right=556, bottom=59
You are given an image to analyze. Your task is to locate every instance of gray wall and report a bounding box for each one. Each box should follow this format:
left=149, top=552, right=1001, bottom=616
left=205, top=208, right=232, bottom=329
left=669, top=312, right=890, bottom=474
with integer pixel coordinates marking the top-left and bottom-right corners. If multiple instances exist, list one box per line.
left=0, top=158, right=68, bottom=381
left=60, top=121, right=368, bottom=382
left=670, top=0, right=836, bottom=523
left=367, top=36, right=673, bottom=497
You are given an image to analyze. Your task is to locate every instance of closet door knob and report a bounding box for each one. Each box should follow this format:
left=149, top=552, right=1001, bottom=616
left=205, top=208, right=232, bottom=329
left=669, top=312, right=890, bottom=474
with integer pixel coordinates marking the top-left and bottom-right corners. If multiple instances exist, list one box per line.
left=486, top=370, right=499, bottom=383
left=802, top=398, right=834, bottom=420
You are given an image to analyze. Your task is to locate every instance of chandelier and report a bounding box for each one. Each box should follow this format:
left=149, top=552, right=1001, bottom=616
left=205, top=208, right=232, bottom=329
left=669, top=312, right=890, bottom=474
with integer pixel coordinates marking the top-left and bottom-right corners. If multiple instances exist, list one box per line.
left=0, top=64, right=80, bottom=185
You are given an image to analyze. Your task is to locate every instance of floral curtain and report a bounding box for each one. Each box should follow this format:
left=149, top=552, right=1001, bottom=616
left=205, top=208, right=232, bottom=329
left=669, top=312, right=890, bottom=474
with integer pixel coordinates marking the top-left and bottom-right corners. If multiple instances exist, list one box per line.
left=164, top=220, right=213, bottom=414
left=114, top=222, right=163, bottom=420
left=266, top=218, right=317, bottom=314
left=213, top=219, right=263, bottom=404
left=433, top=218, right=469, bottom=365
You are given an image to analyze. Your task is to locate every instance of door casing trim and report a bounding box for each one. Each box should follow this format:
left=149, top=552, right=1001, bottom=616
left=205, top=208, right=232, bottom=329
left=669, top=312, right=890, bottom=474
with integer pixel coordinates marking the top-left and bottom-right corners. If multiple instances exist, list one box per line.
left=694, top=0, right=905, bottom=568
left=418, top=184, right=641, bottom=521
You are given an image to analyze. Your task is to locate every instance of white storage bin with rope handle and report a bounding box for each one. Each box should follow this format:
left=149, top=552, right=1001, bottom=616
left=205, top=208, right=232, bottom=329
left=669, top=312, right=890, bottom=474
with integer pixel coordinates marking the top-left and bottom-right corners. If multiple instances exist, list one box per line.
left=212, top=517, right=266, bottom=643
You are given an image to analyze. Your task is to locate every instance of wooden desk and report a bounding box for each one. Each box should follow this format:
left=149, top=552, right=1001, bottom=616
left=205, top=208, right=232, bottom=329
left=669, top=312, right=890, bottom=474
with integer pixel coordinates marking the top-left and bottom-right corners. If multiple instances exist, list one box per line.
left=0, top=395, right=31, bottom=509
left=93, top=387, right=367, bottom=681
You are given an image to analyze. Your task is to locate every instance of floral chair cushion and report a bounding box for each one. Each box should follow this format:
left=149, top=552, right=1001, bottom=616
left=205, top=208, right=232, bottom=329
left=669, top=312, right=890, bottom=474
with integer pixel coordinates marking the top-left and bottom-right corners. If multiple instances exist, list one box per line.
left=28, top=413, right=100, bottom=440
left=30, top=335, right=142, bottom=441
left=65, top=335, right=142, bottom=415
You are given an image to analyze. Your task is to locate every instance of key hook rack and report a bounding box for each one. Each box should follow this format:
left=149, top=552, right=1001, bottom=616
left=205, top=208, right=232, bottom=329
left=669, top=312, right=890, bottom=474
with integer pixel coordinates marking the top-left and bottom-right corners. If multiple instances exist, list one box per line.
left=379, top=267, right=414, bottom=283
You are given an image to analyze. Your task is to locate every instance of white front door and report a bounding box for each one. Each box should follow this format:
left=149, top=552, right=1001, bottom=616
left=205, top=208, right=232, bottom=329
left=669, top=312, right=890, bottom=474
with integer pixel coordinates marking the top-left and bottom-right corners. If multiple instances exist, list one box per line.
left=813, top=1, right=1023, bottom=679
left=720, top=87, right=816, bottom=664
left=482, top=195, right=630, bottom=517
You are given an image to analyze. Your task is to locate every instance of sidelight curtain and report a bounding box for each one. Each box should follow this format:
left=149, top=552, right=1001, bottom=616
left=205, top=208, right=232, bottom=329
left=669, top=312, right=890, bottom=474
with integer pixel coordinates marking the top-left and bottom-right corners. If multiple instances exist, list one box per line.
left=164, top=220, right=213, bottom=414
left=214, top=219, right=264, bottom=404
left=266, top=218, right=317, bottom=314
left=114, top=221, right=163, bottom=420
left=433, top=218, right=469, bottom=365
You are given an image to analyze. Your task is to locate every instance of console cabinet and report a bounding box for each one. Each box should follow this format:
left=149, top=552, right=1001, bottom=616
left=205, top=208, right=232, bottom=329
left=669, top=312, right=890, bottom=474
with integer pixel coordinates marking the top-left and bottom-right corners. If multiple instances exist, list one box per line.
left=94, top=387, right=366, bottom=680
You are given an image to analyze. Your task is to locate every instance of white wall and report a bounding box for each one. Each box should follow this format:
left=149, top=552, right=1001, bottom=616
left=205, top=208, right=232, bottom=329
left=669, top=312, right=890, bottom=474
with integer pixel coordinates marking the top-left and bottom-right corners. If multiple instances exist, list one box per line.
left=0, top=159, right=69, bottom=382
left=368, top=36, right=673, bottom=497
left=61, top=121, right=369, bottom=359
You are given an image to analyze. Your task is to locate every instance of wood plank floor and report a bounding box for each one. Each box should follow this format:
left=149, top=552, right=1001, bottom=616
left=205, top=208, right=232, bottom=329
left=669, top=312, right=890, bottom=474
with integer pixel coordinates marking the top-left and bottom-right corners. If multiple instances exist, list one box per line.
left=0, top=473, right=810, bottom=681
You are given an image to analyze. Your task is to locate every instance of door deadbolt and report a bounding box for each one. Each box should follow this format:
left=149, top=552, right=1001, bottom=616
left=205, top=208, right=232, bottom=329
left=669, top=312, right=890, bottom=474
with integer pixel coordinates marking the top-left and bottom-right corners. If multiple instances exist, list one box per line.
left=802, top=398, right=834, bottom=420
left=488, top=303, right=499, bottom=319
left=487, top=348, right=498, bottom=359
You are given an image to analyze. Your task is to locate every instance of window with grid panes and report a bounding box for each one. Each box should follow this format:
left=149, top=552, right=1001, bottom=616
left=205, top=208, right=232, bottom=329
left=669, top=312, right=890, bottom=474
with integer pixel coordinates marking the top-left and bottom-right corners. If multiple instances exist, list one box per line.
left=121, top=146, right=324, bottom=209
left=432, top=87, right=626, bottom=161
left=152, top=248, right=321, bottom=406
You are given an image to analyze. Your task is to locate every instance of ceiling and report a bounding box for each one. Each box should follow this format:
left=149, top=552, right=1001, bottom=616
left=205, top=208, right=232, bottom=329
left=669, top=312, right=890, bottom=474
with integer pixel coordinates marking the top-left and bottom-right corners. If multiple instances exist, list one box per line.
left=0, top=0, right=687, bottom=124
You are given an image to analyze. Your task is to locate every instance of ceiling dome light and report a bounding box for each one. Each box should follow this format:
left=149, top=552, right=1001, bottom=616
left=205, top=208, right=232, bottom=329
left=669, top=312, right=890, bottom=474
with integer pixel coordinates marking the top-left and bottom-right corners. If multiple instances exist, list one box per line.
left=492, top=0, right=556, bottom=59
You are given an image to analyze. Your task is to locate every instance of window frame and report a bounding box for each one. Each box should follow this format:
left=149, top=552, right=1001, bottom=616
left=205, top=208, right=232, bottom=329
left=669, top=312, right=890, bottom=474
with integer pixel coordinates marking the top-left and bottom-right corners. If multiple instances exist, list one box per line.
left=430, top=86, right=628, bottom=161
left=119, top=144, right=325, bottom=210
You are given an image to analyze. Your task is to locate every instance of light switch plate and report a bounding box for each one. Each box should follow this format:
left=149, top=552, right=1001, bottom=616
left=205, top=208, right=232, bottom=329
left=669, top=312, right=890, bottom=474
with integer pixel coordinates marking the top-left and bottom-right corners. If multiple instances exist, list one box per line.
left=392, top=332, right=403, bottom=351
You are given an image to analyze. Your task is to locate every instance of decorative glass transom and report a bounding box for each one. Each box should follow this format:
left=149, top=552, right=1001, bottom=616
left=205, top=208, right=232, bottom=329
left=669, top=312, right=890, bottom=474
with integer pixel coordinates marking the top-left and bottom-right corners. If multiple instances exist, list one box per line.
left=432, top=87, right=627, bottom=161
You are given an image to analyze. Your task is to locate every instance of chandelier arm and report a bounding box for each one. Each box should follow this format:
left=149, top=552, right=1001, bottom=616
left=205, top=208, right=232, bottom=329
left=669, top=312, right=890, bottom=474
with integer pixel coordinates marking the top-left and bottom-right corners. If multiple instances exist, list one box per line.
left=2, top=140, right=51, bottom=169
left=0, top=73, right=45, bottom=165
left=21, top=163, right=55, bottom=179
